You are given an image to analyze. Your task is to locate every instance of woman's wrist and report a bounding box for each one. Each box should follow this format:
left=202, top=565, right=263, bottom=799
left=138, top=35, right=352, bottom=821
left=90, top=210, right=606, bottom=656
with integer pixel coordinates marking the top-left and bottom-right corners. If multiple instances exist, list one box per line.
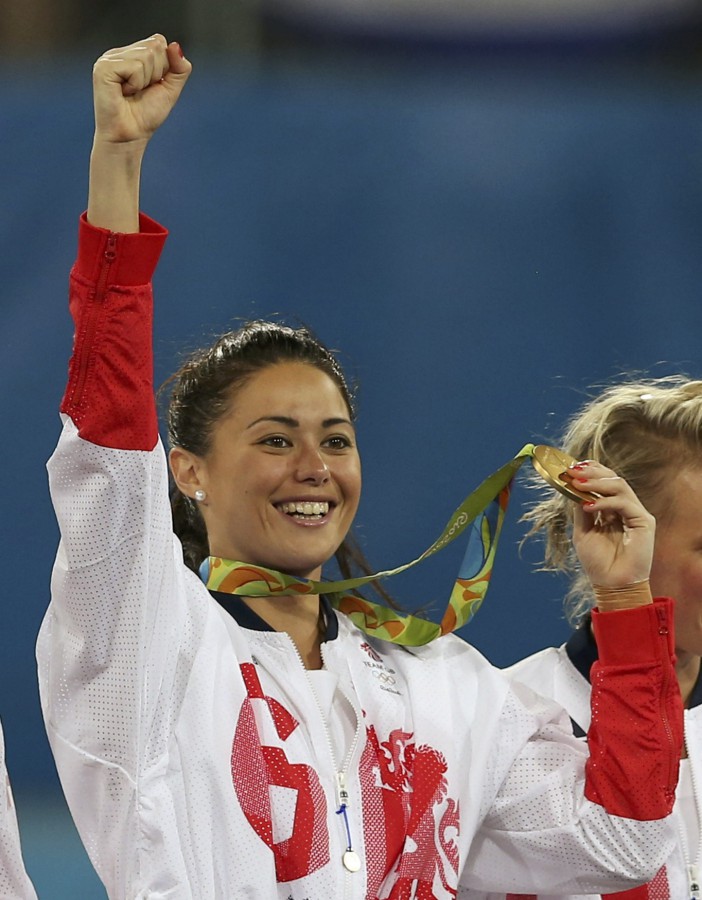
left=88, top=139, right=147, bottom=233
left=592, top=579, right=653, bottom=612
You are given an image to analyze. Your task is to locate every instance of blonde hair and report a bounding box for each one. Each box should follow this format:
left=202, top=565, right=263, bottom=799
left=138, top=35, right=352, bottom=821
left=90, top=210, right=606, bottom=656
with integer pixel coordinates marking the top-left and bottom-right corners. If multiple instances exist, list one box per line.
left=523, top=376, right=702, bottom=624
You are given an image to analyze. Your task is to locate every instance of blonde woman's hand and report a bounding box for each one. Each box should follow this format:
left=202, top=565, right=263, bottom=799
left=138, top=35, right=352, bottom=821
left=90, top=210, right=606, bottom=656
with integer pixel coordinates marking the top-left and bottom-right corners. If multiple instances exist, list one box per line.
left=568, top=460, right=655, bottom=589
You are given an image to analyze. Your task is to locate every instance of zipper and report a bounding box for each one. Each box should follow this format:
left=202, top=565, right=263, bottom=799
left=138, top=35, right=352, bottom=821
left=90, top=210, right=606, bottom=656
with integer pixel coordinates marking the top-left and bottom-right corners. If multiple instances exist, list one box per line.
left=684, top=717, right=702, bottom=900
left=677, top=735, right=694, bottom=898
left=304, top=641, right=363, bottom=890
left=251, top=630, right=365, bottom=895
left=656, top=605, right=678, bottom=804
left=335, top=771, right=361, bottom=874
left=71, top=233, right=117, bottom=407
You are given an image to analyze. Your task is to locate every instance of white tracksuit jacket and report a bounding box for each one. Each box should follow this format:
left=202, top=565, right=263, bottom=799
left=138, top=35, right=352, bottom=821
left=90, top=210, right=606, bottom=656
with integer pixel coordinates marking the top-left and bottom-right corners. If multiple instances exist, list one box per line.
left=468, top=624, right=702, bottom=899
left=37, top=214, right=682, bottom=900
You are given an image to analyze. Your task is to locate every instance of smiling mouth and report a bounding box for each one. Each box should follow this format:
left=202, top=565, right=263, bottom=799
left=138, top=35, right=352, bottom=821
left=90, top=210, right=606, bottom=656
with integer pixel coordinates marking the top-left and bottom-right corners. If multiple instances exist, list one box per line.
left=277, top=501, right=331, bottom=520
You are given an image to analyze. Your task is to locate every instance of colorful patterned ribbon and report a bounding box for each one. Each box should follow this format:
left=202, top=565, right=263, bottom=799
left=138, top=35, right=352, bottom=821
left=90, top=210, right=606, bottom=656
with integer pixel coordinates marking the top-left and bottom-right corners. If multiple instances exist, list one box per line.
left=202, top=444, right=536, bottom=645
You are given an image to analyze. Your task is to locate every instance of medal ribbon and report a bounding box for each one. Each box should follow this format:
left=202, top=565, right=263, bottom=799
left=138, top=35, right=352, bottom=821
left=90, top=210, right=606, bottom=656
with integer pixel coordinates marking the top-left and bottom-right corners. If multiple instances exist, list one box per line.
left=202, top=444, right=536, bottom=645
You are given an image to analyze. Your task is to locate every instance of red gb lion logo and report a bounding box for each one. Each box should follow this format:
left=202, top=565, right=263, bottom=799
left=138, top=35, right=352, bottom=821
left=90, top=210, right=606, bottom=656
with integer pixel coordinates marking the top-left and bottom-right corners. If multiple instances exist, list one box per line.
left=361, top=724, right=460, bottom=899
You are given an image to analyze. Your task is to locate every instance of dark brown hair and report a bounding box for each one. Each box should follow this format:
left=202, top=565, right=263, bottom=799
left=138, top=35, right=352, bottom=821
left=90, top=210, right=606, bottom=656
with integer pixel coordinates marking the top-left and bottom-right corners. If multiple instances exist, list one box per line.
left=164, top=320, right=397, bottom=606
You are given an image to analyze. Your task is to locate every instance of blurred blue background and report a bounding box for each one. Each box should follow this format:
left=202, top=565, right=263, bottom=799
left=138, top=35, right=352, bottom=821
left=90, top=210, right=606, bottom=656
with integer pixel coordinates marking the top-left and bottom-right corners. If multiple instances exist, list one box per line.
left=2, top=3, right=702, bottom=895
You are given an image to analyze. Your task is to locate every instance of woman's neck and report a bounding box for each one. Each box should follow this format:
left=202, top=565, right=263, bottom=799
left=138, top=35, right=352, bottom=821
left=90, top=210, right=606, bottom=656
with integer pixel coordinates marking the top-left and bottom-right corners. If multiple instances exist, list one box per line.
left=242, top=594, right=324, bottom=670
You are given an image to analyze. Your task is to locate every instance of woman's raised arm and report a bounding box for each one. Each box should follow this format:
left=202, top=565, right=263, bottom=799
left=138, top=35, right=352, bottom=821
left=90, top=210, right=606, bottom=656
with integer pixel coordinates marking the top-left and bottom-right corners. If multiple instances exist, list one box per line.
left=88, top=34, right=191, bottom=232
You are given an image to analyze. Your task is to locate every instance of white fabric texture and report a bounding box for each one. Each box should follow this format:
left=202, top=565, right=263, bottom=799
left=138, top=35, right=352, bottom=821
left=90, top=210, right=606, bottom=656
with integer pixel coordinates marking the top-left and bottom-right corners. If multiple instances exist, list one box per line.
left=37, top=418, right=676, bottom=899
left=465, top=642, right=697, bottom=899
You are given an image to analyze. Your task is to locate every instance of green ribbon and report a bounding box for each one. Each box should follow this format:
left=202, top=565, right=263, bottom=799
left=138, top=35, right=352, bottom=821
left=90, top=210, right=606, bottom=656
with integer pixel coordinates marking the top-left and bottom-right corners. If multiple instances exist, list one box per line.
left=202, top=444, right=536, bottom=645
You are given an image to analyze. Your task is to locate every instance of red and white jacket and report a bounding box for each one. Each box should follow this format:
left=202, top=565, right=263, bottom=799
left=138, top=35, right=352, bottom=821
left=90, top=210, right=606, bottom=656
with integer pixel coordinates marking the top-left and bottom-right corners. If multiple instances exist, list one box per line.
left=37, top=215, right=683, bottom=899
left=467, top=624, right=700, bottom=900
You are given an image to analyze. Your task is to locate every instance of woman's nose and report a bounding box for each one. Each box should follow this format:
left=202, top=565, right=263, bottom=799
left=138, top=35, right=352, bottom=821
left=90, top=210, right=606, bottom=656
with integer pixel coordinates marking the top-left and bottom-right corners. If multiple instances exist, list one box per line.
left=296, top=447, right=330, bottom=484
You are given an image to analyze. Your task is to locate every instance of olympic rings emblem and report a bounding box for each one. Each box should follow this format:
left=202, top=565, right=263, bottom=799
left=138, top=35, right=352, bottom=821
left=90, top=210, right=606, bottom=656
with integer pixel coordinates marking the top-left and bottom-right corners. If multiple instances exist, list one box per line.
left=371, top=670, right=396, bottom=685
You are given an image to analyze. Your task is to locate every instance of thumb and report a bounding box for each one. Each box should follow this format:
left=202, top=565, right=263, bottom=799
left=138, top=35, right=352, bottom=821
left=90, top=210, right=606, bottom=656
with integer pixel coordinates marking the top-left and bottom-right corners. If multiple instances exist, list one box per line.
left=162, top=42, right=193, bottom=97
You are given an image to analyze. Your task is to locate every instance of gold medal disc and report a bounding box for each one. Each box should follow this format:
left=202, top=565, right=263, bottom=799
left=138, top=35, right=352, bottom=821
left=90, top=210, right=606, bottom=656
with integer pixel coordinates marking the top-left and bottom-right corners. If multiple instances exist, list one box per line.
left=531, top=445, right=599, bottom=504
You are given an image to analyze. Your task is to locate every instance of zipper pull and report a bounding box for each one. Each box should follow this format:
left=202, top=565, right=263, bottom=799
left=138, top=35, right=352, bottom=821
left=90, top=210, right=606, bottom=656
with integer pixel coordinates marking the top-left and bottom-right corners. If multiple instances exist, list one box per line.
left=690, top=864, right=701, bottom=899
left=335, top=772, right=361, bottom=873
left=104, top=233, right=117, bottom=264
left=335, top=771, right=349, bottom=811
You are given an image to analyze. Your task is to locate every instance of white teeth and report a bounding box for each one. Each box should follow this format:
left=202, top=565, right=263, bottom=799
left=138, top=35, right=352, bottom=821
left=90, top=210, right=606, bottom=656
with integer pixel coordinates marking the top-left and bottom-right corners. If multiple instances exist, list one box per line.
left=279, top=501, right=329, bottom=517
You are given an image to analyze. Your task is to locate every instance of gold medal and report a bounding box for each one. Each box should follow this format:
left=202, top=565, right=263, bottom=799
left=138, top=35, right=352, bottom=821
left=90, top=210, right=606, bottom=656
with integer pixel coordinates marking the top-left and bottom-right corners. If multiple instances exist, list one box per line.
left=531, top=445, right=599, bottom=504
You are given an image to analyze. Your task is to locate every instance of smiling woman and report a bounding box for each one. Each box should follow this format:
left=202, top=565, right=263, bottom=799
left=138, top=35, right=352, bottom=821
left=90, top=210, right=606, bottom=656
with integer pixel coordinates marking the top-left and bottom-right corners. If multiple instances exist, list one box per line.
left=37, top=31, right=686, bottom=900
left=169, top=352, right=361, bottom=583
left=169, top=357, right=362, bottom=667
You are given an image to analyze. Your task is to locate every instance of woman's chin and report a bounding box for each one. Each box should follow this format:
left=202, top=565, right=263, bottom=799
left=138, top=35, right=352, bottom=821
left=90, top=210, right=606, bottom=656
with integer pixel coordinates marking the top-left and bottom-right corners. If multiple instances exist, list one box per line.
left=254, top=555, right=325, bottom=582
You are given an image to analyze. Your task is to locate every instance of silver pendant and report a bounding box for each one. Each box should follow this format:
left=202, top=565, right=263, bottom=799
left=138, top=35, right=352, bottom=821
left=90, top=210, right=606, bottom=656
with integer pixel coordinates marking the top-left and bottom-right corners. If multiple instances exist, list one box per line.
left=342, top=850, right=361, bottom=872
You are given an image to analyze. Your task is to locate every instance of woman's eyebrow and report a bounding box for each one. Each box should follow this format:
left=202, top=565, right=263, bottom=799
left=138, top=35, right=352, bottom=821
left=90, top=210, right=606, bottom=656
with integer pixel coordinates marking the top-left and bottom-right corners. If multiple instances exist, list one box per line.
left=323, top=417, right=354, bottom=428
left=246, top=415, right=354, bottom=429
left=246, top=415, right=298, bottom=429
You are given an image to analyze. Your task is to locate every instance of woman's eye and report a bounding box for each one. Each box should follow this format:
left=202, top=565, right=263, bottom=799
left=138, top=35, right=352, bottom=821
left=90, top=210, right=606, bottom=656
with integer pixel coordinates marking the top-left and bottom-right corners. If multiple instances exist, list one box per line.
left=324, top=435, right=352, bottom=450
left=261, top=436, right=291, bottom=448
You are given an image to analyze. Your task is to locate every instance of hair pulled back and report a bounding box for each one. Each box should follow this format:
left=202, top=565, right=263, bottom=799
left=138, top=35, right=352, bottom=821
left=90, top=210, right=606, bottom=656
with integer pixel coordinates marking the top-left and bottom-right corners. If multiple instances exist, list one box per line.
left=165, top=321, right=397, bottom=607
left=166, top=320, right=353, bottom=568
left=522, top=376, right=702, bottom=624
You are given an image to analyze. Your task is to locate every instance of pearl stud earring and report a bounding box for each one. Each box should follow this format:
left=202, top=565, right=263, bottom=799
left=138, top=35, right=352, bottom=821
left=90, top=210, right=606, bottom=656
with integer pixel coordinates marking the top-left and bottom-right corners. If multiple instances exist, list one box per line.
left=194, top=490, right=206, bottom=502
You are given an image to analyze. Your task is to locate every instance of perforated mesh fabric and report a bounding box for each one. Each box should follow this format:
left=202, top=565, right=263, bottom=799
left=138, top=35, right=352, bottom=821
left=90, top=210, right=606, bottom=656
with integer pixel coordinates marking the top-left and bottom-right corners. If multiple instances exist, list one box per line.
left=462, top=682, right=669, bottom=896
left=38, top=421, right=680, bottom=900
left=461, top=642, right=689, bottom=899
left=38, top=219, right=682, bottom=899
left=39, top=425, right=679, bottom=897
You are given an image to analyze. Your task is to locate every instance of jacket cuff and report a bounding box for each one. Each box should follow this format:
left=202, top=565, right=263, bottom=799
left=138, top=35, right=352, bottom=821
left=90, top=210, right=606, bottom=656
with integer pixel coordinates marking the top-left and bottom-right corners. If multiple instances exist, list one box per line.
left=75, top=212, right=168, bottom=286
left=591, top=597, right=675, bottom=666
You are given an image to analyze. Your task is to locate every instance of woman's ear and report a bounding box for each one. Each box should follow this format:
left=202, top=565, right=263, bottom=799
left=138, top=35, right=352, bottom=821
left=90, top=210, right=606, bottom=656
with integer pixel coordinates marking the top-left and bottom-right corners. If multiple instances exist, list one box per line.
left=169, top=446, right=206, bottom=498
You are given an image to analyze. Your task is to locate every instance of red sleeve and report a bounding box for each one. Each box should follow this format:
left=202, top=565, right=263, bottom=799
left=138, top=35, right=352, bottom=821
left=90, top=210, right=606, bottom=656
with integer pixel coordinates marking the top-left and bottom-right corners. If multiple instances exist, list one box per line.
left=61, top=213, right=168, bottom=451
left=585, top=597, right=682, bottom=820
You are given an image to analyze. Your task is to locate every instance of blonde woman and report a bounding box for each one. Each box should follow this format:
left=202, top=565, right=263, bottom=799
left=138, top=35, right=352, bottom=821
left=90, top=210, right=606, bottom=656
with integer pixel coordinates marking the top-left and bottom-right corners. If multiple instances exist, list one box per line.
left=478, top=377, right=702, bottom=900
